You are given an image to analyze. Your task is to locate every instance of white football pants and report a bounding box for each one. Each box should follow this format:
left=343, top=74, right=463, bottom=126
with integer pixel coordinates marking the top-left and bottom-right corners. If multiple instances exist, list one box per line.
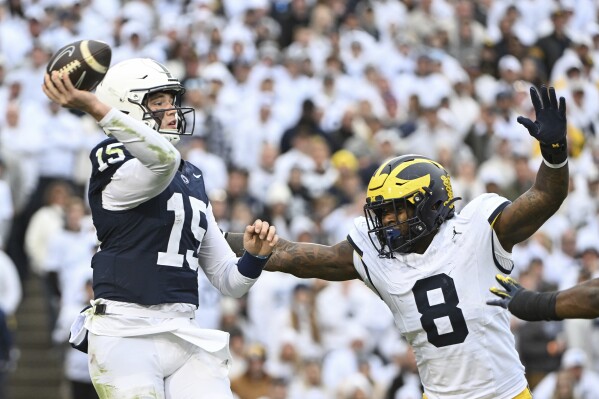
left=88, top=332, right=233, bottom=399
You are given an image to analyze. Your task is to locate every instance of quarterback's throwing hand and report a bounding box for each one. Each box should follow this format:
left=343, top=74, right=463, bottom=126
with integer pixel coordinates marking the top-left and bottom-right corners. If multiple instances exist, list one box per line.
left=42, top=71, right=98, bottom=113
left=487, top=274, right=524, bottom=309
left=243, top=219, right=278, bottom=258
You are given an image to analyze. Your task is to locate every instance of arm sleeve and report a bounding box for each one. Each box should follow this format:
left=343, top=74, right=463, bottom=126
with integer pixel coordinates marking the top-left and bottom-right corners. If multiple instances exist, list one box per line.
left=197, top=203, right=257, bottom=298
left=98, top=108, right=181, bottom=211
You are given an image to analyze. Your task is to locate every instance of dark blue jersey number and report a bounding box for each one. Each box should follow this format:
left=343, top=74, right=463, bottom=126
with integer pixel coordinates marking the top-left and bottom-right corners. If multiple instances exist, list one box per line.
left=413, top=273, right=469, bottom=347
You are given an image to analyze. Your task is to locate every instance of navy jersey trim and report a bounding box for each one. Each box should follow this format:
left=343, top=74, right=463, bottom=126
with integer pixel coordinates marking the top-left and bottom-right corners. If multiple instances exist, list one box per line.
left=487, top=200, right=513, bottom=273
left=361, top=259, right=383, bottom=299
left=487, top=200, right=511, bottom=226
left=491, top=231, right=513, bottom=274
left=346, top=235, right=381, bottom=298
left=346, top=235, right=363, bottom=257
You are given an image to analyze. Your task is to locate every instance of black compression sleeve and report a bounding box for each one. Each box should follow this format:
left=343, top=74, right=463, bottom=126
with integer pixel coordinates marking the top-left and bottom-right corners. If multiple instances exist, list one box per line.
left=508, top=290, right=561, bottom=321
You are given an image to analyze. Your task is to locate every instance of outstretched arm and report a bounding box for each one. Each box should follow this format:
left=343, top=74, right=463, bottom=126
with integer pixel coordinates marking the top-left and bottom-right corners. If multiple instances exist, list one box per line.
left=555, top=279, right=599, bottom=319
left=493, top=86, right=569, bottom=251
left=488, top=275, right=599, bottom=320
left=226, top=233, right=359, bottom=281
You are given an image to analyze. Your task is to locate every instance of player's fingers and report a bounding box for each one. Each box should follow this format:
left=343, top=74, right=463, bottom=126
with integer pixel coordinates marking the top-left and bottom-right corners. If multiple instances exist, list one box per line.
left=265, top=226, right=277, bottom=243
left=489, top=287, right=510, bottom=298
left=559, top=96, right=566, bottom=118
left=42, top=81, right=56, bottom=101
left=486, top=299, right=507, bottom=308
left=495, top=274, right=515, bottom=290
left=548, top=87, right=558, bottom=109
left=257, top=221, right=270, bottom=239
left=270, top=233, right=279, bottom=247
left=51, top=71, right=67, bottom=92
left=540, top=85, right=551, bottom=108
left=43, top=73, right=60, bottom=98
left=245, top=223, right=256, bottom=236
left=250, top=219, right=265, bottom=237
left=529, top=86, right=542, bottom=112
left=61, top=71, right=76, bottom=91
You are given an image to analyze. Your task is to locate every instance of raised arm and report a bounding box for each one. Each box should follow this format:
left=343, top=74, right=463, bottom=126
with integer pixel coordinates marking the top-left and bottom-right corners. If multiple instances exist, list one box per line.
left=226, top=233, right=359, bottom=281
left=493, top=86, right=569, bottom=251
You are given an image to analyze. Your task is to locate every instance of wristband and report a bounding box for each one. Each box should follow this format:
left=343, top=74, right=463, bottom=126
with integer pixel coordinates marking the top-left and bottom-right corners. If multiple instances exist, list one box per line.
left=508, top=290, right=561, bottom=321
left=540, top=138, right=568, bottom=167
left=543, top=158, right=568, bottom=169
left=237, top=251, right=271, bottom=278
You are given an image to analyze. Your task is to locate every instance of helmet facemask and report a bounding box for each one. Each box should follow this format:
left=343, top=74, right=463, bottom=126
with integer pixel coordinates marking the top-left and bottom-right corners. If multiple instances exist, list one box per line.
left=365, top=191, right=432, bottom=257
left=132, top=87, right=195, bottom=145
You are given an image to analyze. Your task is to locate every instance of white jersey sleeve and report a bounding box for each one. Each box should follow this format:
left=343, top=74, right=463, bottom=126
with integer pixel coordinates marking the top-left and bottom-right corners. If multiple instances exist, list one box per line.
left=347, top=194, right=527, bottom=399
left=97, top=108, right=181, bottom=211
left=197, top=203, right=258, bottom=299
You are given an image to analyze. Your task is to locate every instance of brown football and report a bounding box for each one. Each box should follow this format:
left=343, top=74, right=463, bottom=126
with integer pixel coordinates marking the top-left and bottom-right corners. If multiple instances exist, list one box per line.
left=46, top=40, right=112, bottom=91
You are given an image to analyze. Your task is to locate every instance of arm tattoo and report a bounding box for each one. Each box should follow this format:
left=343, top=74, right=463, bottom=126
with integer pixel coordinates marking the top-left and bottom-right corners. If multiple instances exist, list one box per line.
left=225, top=233, right=359, bottom=281
left=497, top=162, right=568, bottom=247
left=265, top=238, right=359, bottom=281
left=225, top=232, right=245, bottom=257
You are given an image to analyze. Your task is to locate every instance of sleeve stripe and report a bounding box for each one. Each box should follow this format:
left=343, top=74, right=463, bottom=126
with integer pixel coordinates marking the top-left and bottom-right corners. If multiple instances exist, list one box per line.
left=346, top=235, right=363, bottom=257
left=360, top=259, right=383, bottom=299
left=346, top=235, right=381, bottom=299
left=487, top=200, right=511, bottom=227
left=491, top=231, right=513, bottom=274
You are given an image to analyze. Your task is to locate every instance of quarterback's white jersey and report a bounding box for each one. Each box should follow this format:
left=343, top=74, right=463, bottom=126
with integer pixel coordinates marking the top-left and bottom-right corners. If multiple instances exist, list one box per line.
left=348, top=194, right=527, bottom=399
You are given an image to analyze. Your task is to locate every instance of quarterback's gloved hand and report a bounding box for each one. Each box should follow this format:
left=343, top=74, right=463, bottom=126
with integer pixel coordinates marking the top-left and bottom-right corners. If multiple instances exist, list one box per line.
left=487, top=274, right=560, bottom=321
left=517, top=86, right=567, bottom=166
left=487, top=274, right=523, bottom=310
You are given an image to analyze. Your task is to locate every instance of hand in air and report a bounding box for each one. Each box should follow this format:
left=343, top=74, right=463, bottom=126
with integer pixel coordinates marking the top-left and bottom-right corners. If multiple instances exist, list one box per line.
left=243, top=219, right=278, bottom=258
left=42, top=71, right=97, bottom=112
left=517, top=85, right=566, bottom=145
left=487, top=274, right=525, bottom=309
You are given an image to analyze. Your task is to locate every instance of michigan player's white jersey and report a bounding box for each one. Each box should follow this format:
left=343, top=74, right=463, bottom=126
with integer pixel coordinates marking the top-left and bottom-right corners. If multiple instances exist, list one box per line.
left=348, top=193, right=527, bottom=399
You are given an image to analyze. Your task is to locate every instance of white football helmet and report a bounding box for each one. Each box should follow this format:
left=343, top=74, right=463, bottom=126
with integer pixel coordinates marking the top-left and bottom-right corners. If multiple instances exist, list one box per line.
left=95, top=58, right=194, bottom=144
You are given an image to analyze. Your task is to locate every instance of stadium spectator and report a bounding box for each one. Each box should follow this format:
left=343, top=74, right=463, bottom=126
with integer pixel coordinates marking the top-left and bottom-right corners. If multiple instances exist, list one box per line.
left=287, top=357, right=330, bottom=399
left=533, top=348, right=599, bottom=399
left=231, top=343, right=272, bottom=399
left=529, top=7, right=572, bottom=80
left=42, top=58, right=278, bottom=398
left=24, top=181, right=73, bottom=332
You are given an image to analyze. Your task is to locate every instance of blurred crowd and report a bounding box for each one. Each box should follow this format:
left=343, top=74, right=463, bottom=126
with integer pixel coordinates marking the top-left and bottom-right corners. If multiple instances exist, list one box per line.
left=2, top=0, right=599, bottom=398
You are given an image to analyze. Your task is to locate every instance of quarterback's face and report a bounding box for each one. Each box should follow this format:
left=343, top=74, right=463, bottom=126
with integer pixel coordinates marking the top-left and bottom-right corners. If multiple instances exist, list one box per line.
left=147, top=92, right=177, bottom=130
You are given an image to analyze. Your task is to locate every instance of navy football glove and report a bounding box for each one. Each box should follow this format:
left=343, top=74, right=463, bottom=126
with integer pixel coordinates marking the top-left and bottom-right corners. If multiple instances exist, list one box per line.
left=487, top=274, right=523, bottom=309
left=487, top=274, right=560, bottom=321
left=517, top=86, right=567, bottom=166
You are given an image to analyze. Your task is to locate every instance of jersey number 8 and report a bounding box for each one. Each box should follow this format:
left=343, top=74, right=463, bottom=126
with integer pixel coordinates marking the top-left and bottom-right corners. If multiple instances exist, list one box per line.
left=413, top=273, right=469, bottom=348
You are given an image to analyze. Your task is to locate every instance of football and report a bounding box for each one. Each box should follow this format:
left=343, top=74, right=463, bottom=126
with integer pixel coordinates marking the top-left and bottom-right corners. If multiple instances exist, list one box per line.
left=46, top=40, right=112, bottom=91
